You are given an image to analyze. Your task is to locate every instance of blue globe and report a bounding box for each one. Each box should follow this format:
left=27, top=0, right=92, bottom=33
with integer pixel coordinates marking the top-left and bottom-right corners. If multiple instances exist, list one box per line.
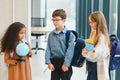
left=16, top=42, right=30, bottom=56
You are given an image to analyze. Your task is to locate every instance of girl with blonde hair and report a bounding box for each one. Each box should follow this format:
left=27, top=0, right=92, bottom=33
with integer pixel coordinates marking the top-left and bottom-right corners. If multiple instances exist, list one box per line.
left=82, top=11, right=110, bottom=80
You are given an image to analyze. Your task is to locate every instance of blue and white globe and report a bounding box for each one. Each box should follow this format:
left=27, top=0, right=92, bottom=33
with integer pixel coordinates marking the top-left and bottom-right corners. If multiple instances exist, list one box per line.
left=16, top=42, right=30, bottom=56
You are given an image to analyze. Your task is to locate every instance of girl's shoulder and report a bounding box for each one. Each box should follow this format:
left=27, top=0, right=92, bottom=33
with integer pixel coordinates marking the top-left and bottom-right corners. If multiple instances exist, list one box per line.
left=99, top=34, right=105, bottom=40
left=98, top=34, right=107, bottom=45
left=5, top=49, right=10, bottom=53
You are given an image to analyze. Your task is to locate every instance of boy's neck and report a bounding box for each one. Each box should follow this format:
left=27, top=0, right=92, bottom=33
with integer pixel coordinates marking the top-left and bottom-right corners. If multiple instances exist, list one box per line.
left=56, top=26, right=64, bottom=32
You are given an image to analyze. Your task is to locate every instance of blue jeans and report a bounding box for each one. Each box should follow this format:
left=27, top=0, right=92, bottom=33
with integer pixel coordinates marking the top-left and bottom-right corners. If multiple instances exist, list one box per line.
left=86, top=61, right=97, bottom=80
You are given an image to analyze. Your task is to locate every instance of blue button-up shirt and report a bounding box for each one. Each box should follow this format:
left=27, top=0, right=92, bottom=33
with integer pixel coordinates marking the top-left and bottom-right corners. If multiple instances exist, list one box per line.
left=45, top=27, right=75, bottom=67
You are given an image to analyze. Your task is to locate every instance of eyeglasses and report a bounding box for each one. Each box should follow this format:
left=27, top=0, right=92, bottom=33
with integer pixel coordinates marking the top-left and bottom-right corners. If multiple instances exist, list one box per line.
left=51, top=19, right=63, bottom=22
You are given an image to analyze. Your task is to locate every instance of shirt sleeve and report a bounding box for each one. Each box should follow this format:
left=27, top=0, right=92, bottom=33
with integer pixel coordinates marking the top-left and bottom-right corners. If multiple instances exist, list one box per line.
left=64, top=32, right=76, bottom=67
left=85, top=35, right=110, bottom=62
left=45, top=34, right=51, bottom=64
left=4, top=50, right=17, bottom=65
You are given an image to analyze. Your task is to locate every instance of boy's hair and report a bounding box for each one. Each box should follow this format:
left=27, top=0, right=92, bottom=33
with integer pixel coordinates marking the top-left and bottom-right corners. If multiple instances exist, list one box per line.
left=1, top=22, right=25, bottom=52
left=52, top=9, right=66, bottom=19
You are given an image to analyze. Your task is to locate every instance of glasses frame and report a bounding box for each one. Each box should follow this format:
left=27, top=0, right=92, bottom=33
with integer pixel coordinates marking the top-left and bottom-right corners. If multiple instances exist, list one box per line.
left=51, top=19, right=63, bottom=22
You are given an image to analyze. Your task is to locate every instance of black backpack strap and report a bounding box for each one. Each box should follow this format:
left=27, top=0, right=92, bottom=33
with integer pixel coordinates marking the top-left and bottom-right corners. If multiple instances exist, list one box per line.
left=71, top=30, right=78, bottom=40
left=66, top=30, right=71, bottom=48
left=66, top=30, right=77, bottom=48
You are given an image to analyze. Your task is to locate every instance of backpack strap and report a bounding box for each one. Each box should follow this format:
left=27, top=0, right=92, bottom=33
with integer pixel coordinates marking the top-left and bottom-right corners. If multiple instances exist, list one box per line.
left=66, top=30, right=71, bottom=48
left=66, top=30, right=78, bottom=48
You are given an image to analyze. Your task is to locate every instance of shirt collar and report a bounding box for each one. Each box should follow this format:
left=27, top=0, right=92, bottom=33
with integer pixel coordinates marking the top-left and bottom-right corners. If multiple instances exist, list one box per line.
left=53, top=26, right=67, bottom=34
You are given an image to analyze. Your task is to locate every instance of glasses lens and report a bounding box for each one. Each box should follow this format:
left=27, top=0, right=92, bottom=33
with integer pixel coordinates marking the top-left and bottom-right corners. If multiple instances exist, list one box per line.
left=51, top=19, right=62, bottom=21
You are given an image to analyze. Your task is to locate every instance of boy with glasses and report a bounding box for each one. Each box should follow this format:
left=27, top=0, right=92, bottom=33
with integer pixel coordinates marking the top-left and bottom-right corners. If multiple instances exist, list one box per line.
left=45, top=9, right=75, bottom=80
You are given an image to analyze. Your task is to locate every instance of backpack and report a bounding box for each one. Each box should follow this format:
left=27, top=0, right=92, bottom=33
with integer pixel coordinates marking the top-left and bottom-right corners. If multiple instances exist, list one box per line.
left=109, top=34, right=120, bottom=70
left=66, top=30, right=85, bottom=67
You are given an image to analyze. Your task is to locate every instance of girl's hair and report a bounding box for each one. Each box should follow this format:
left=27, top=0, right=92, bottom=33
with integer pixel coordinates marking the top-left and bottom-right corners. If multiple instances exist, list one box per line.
left=52, top=9, right=66, bottom=19
left=1, top=22, right=25, bottom=52
left=89, top=11, right=110, bottom=48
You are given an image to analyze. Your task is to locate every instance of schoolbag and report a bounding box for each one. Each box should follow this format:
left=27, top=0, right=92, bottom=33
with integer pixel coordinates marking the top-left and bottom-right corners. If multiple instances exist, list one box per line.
left=66, top=30, right=85, bottom=67
left=109, top=34, right=120, bottom=70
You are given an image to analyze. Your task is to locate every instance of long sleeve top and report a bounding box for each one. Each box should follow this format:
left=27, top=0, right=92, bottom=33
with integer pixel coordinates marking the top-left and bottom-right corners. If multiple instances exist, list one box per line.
left=85, top=34, right=110, bottom=80
left=45, top=27, right=75, bottom=67
left=4, top=49, right=32, bottom=80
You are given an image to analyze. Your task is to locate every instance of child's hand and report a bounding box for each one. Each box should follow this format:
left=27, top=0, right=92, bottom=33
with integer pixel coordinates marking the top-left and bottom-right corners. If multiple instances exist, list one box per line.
left=48, top=63, right=55, bottom=71
left=25, top=41, right=31, bottom=49
left=25, top=42, right=33, bottom=57
left=82, top=48, right=87, bottom=57
left=27, top=50, right=33, bottom=57
left=62, top=64, right=69, bottom=72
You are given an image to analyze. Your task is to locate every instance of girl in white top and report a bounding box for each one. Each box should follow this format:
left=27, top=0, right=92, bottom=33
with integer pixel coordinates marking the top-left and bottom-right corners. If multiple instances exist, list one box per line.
left=82, top=11, right=111, bottom=80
